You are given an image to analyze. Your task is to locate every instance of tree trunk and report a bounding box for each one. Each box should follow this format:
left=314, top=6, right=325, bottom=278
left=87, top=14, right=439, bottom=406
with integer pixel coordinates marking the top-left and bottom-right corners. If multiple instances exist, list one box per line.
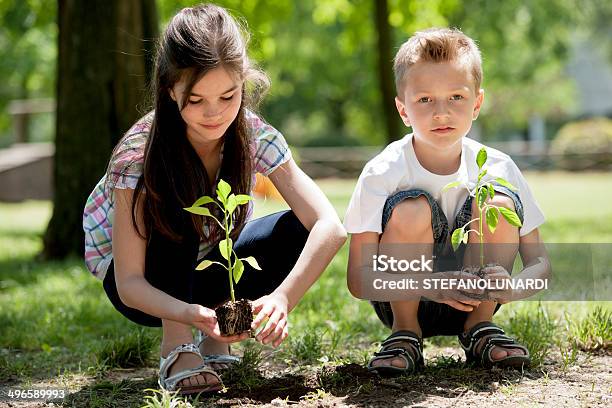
left=43, top=0, right=158, bottom=259
left=373, top=0, right=400, bottom=143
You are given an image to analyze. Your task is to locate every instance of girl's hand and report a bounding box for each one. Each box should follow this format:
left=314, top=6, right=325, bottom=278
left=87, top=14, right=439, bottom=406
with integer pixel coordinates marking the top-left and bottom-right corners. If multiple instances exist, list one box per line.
left=187, top=304, right=250, bottom=343
left=251, top=291, right=290, bottom=347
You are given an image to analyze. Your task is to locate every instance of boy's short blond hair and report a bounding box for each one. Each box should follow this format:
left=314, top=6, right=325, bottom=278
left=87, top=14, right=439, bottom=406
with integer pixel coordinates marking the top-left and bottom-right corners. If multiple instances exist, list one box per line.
left=394, top=27, right=482, bottom=95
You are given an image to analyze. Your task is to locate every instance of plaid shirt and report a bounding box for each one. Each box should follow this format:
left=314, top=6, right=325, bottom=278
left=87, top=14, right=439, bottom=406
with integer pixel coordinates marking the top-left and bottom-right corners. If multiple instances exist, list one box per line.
left=83, top=110, right=291, bottom=280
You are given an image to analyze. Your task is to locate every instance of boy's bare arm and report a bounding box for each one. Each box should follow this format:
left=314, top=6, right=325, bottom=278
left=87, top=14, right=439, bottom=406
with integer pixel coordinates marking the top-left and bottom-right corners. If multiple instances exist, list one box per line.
left=517, top=228, right=551, bottom=297
left=487, top=228, right=551, bottom=303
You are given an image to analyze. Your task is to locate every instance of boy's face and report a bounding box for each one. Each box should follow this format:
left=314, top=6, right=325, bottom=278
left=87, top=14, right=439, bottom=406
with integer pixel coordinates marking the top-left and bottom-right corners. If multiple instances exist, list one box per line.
left=395, top=60, right=484, bottom=151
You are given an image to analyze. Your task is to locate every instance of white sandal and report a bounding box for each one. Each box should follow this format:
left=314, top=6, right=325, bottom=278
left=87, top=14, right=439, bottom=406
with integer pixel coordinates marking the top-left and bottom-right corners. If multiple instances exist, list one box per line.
left=196, top=330, right=241, bottom=368
left=158, top=343, right=223, bottom=395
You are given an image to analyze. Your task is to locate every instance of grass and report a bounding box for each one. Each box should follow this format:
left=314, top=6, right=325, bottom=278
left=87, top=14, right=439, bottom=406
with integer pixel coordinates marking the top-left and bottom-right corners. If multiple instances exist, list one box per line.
left=0, top=172, right=611, bottom=406
left=95, top=328, right=159, bottom=369
left=566, top=306, right=612, bottom=351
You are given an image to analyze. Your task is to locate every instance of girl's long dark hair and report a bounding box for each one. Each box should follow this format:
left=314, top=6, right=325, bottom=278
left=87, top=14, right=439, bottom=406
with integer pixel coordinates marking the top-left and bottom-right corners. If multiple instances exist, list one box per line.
left=123, top=4, right=268, bottom=244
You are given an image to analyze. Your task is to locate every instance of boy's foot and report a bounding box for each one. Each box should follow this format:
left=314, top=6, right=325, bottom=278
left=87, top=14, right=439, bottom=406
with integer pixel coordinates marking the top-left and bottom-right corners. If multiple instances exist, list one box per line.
left=474, top=336, right=526, bottom=360
left=161, top=342, right=221, bottom=390
left=463, top=322, right=527, bottom=361
left=368, top=328, right=424, bottom=375
left=459, top=321, right=530, bottom=368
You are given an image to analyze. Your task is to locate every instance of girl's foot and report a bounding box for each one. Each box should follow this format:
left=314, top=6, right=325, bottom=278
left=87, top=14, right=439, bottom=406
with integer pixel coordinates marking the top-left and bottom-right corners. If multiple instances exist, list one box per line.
left=161, top=341, right=220, bottom=389
left=198, top=335, right=233, bottom=370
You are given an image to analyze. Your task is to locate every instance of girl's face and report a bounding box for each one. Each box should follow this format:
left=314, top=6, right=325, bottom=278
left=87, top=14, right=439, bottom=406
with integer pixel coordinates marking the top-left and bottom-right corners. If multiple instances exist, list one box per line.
left=170, top=67, right=243, bottom=149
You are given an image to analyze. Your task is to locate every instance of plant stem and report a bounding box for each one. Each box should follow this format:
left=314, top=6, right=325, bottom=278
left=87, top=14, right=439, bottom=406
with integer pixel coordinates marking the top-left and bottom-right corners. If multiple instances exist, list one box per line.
left=224, top=212, right=235, bottom=302
left=479, top=187, right=484, bottom=268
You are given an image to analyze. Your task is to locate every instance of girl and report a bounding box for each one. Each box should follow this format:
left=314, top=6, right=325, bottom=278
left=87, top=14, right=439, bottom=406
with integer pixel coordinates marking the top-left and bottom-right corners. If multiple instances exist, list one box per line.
left=83, top=4, right=346, bottom=395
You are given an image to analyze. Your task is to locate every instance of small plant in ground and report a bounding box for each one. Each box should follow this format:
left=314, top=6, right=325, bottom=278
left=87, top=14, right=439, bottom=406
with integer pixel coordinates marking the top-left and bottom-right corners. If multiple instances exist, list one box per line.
left=300, top=388, right=330, bottom=402
left=287, top=330, right=324, bottom=363
left=557, top=338, right=579, bottom=371
left=184, top=179, right=261, bottom=336
left=427, top=354, right=464, bottom=369
left=505, top=302, right=556, bottom=367
left=566, top=306, right=612, bottom=352
left=222, top=342, right=265, bottom=390
left=141, top=388, right=196, bottom=408
left=443, top=147, right=522, bottom=298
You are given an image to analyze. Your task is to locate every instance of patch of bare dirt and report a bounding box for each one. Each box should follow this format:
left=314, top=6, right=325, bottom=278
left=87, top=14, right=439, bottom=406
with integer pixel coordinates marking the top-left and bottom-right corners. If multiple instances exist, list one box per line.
left=2, top=347, right=611, bottom=407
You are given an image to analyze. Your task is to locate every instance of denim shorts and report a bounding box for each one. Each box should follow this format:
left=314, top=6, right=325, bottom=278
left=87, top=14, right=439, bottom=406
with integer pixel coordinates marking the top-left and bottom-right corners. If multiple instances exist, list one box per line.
left=371, top=185, right=524, bottom=338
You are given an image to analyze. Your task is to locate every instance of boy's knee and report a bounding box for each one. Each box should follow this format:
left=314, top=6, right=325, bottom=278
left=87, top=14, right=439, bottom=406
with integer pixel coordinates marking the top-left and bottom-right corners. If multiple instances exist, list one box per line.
left=386, top=196, right=432, bottom=233
left=471, top=193, right=515, bottom=215
left=489, top=193, right=515, bottom=212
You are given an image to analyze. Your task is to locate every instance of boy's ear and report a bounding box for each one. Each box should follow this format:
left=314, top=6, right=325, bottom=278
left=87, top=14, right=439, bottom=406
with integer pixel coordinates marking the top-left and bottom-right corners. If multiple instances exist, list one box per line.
left=472, top=89, right=485, bottom=120
left=395, top=96, right=411, bottom=127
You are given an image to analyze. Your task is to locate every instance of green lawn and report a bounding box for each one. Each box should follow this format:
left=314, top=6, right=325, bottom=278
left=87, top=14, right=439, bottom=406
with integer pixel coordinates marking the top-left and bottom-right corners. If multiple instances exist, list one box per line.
left=0, top=172, right=610, bottom=406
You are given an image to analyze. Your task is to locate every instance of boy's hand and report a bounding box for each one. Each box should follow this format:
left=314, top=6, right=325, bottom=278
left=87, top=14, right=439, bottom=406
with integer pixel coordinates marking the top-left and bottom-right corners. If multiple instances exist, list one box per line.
left=251, top=291, right=290, bottom=347
left=484, top=265, right=513, bottom=304
left=431, top=270, right=483, bottom=312
left=188, top=304, right=250, bottom=343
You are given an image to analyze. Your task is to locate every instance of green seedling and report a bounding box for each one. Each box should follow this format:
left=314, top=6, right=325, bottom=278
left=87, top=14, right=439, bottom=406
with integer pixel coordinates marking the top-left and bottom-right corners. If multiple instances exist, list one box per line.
left=183, top=179, right=261, bottom=335
left=443, top=147, right=523, bottom=267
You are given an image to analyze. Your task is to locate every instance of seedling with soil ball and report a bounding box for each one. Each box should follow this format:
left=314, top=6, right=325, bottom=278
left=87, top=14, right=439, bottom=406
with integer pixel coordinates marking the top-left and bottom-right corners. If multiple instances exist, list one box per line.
left=184, top=179, right=261, bottom=336
left=443, top=147, right=523, bottom=300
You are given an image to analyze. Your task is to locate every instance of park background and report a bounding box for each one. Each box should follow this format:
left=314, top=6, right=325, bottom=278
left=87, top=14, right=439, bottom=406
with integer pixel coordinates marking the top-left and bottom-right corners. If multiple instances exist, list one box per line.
left=0, top=0, right=611, bottom=407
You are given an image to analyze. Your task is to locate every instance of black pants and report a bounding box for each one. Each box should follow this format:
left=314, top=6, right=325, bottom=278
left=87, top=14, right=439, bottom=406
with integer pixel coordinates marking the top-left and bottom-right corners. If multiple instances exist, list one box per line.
left=103, top=210, right=309, bottom=327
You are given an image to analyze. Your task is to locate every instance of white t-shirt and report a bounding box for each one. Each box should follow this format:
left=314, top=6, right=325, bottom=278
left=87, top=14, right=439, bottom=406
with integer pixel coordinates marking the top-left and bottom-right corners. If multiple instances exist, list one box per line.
left=344, top=133, right=545, bottom=236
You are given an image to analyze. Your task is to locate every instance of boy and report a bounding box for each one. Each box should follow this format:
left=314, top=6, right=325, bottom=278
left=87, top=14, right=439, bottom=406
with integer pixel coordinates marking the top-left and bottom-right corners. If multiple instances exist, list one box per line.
left=344, top=28, right=550, bottom=375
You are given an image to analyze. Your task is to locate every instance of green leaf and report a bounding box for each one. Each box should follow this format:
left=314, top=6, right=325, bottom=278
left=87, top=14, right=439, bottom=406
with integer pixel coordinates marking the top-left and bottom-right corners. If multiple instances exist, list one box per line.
left=219, top=238, right=233, bottom=261
left=451, top=228, right=464, bottom=251
left=216, top=179, right=231, bottom=203
left=226, top=194, right=238, bottom=214
left=488, top=184, right=495, bottom=200
left=477, top=186, right=488, bottom=208
left=476, top=148, right=487, bottom=170
left=196, top=260, right=213, bottom=271
left=477, top=169, right=488, bottom=184
left=233, top=258, right=244, bottom=284
left=242, top=256, right=262, bottom=270
left=442, top=181, right=462, bottom=192
left=192, top=195, right=214, bottom=207
left=486, top=207, right=500, bottom=234
left=235, top=194, right=252, bottom=205
left=495, top=177, right=518, bottom=191
left=184, top=206, right=212, bottom=217
left=498, top=207, right=523, bottom=227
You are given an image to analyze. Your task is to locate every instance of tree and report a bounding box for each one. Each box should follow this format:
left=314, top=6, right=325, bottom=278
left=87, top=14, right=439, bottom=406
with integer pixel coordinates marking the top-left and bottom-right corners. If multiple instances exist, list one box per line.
left=373, top=0, right=400, bottom=143
left=43, top=0, right=158, bottom=259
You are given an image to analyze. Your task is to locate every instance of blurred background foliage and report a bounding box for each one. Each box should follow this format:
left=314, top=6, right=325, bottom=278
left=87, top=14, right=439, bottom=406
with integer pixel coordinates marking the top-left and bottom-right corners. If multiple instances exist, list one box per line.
left=1, top=0, right=611, bottom=148
left=0, top=0, right=56, bottom=147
